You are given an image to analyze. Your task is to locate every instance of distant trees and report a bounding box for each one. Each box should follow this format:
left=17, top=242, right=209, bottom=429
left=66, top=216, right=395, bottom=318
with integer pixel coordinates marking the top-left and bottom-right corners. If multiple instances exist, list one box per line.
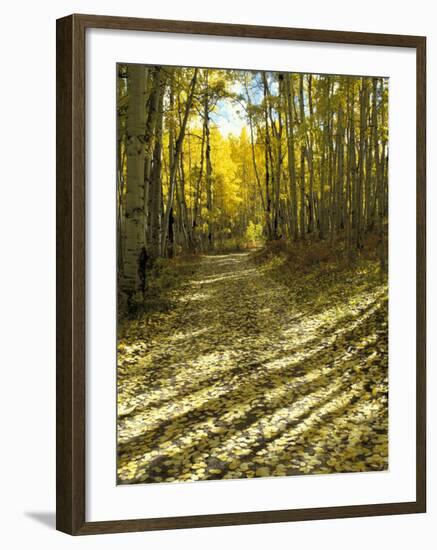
left=117, top=64, right=389, bottom=305
left=161, top=68, right=198, bottom=257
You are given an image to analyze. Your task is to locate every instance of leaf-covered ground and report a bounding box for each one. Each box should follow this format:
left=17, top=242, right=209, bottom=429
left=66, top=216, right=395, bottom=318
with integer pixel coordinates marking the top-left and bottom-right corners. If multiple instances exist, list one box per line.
left=117, top=250, right=388, bottom=484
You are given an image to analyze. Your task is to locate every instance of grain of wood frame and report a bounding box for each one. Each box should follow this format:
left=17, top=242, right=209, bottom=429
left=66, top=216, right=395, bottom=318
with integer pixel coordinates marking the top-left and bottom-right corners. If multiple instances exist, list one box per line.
left=116, top=64, right=388, bottom=485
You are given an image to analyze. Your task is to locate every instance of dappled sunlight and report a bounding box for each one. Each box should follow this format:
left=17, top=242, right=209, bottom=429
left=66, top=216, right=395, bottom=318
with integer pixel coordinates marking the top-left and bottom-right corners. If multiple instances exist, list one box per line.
left=117, top=311, right=380, bottom=427
left=203, top=252, right=251, bottom=261
left=118, top=293, right=384, bottom=410
left=178, top=291, right=211, bottom=303
left=279, top=293, right=385, bottom=357
left=168, top=327, right=209, bottom=342
left=119, top=349, right=347, bottom=447
left=193, top=268, right=258, bottom=286
left=119, top=369, right=346, bottom=478
left=118, top=251, right=388, bottom=484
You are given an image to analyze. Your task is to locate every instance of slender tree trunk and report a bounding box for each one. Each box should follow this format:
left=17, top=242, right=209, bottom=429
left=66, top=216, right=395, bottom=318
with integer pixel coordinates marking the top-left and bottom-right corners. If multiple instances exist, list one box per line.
left=350, top=81, right=357, bottom=245
left=319, top=77, right=330, bottom=240
left=284, top=74, right=299, bottom=241
left=192, top=124, right=206, bottom=248
left=244, top=77, right=267, bottom=227
left=144, top=68, right=164, bottom=239
left=121, top=64, right=147, bottom=304
left=298, top=74, right=306, bottom=239
left=374, top=78, right=387, bottom=273
left=262, top=73, right=273, bottom=240
left=319, top=129, right=327, bottom=240
left=356, top=77, right=368, bottom=249
left=345, top=81, right=353, bottom=258
left=162, top=68, right=198, bottom=255
left=178, top=151, right=192, bottom=248
left=148, top=75, right=164, bottom=260
left=365, top=126, right=373, bottom=229
left=265, top=73, right=283, bottom=239
left=204, top=70, right=214, bottom=249
left=116, top=70, right=127, bottom=275
left=336, top=106, right=344, bottom=236
left=274, top=110, right=283, bottom=238
left=307, top=75, right=315, bottom=235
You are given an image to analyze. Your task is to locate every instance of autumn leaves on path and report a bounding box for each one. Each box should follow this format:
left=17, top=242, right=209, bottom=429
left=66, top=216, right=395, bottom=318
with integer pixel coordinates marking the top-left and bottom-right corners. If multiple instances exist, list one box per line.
left=117, top=252, right=388, bottom=484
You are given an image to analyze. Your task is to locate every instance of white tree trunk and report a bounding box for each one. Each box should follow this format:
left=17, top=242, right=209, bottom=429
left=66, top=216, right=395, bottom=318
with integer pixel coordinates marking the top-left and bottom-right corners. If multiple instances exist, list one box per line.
left=121, top=65, right=147, bottom=304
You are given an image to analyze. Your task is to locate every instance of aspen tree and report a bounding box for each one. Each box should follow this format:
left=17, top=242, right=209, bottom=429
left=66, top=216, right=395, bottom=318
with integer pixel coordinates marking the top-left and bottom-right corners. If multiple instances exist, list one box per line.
left=148, top=74, right=165, bottom=260
left=307, top=74, right=316, bottom=235
left=161, top=68, right=198, bottom=255
left=298, top=74, right=306, bottom=239
left=284, top=73, right=299, bottom=241
left=121, top=64, right=148, bottom=304
left=356, top=77, right=368, bottom=249
left=204, top=70, right=214, bottom=249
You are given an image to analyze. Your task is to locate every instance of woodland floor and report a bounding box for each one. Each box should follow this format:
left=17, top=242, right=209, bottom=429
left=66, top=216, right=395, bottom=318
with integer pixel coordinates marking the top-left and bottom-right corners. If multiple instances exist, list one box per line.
left=117, top=248, right=388, bottom=484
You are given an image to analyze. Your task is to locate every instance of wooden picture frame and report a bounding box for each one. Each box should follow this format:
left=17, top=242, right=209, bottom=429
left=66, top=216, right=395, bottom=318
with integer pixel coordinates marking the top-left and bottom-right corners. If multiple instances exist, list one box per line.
left=56, top=13, right=426, bottom=535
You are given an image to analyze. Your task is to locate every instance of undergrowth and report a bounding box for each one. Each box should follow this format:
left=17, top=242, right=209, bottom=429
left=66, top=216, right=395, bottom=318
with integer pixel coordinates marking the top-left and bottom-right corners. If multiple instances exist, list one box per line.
left=118, top=254, right=200, bottom=320
left=251, top=231, right=388, bottom=311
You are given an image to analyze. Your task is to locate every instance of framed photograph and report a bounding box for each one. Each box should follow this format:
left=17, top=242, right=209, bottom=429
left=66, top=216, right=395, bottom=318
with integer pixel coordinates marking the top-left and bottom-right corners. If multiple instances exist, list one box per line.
left=56, top=14, right=426, bottom=535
